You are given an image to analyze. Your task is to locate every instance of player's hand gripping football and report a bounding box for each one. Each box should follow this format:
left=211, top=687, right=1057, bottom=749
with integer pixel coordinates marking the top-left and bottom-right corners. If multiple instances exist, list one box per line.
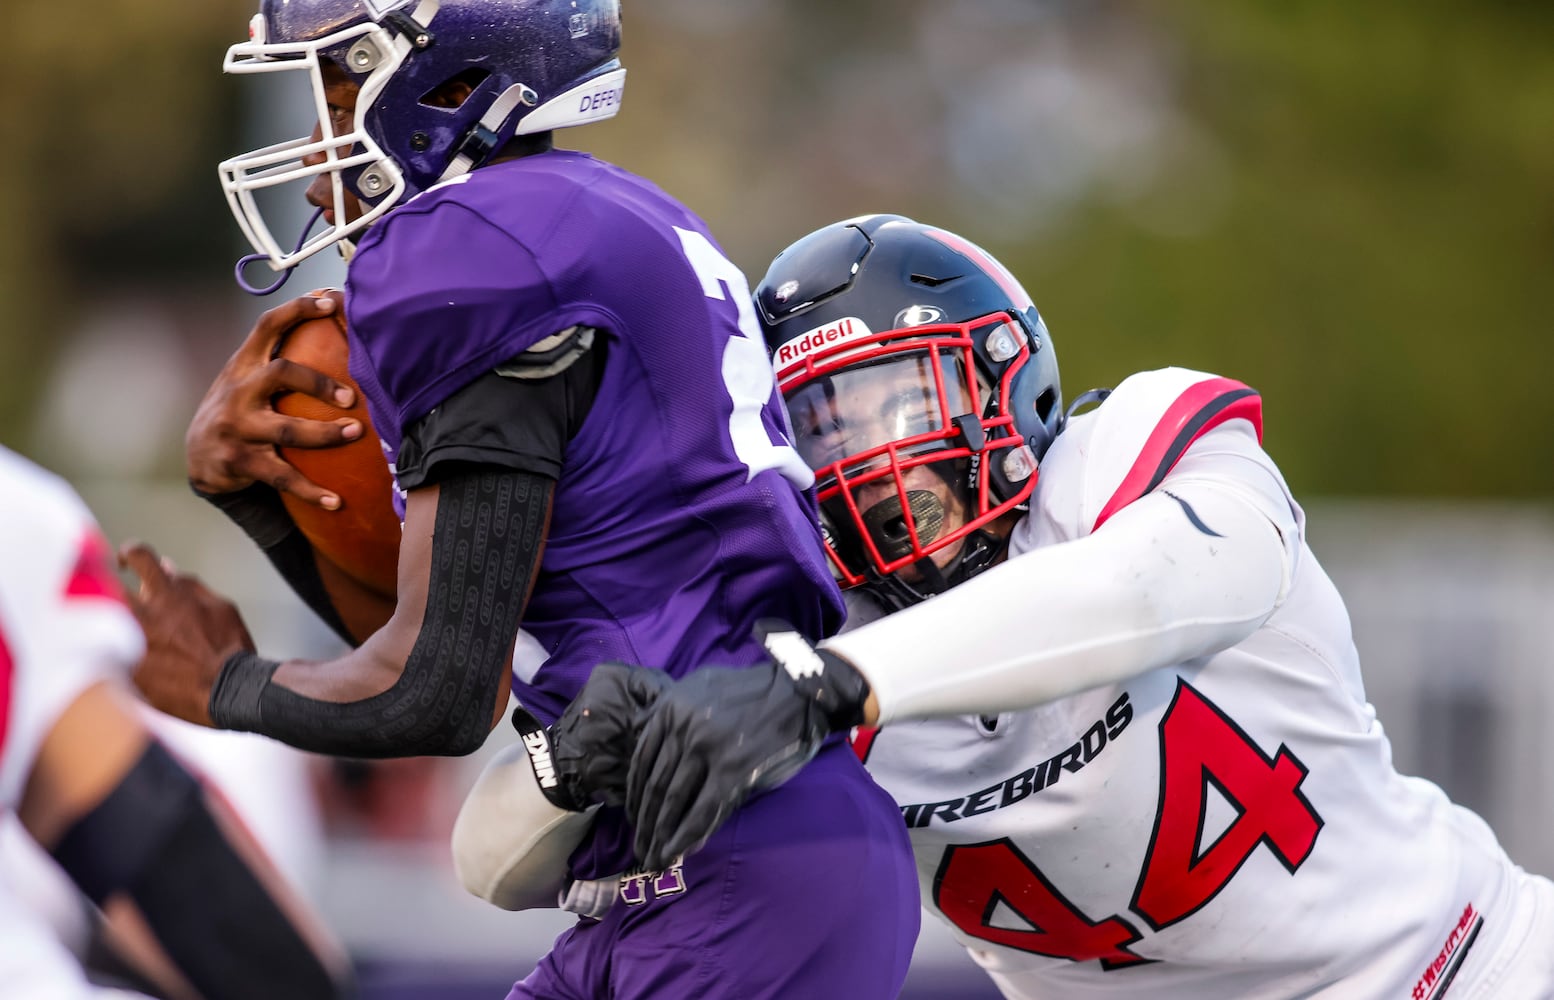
left=118, top=542, right=256, bottom=727
left=186, top=291, right=361, bottom=509
left=619, top=622, right=871, bottom=871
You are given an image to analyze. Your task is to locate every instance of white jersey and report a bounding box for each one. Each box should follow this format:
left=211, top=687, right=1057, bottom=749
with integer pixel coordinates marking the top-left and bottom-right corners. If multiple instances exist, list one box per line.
left=852, top=369, right=1554, bottom=999
left=0, top=447, right=149, bottom=998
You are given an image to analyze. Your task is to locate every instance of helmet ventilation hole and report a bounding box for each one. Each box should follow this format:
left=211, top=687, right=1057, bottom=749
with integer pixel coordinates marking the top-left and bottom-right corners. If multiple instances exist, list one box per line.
left=419, top=68, right=491, bottom=109
left=1035, top=387, right=1057, bottom=423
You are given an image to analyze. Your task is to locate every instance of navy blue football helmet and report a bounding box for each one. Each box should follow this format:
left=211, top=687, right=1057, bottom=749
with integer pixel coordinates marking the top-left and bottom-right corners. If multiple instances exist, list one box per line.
left=220, top=0, right=623, bottom=277
left=755, top=215, right=1062, bottom=608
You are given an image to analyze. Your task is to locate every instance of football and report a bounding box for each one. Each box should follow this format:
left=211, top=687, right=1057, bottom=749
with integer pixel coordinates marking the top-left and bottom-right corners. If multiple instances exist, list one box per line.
left=273, top=304, right=401, bottom=598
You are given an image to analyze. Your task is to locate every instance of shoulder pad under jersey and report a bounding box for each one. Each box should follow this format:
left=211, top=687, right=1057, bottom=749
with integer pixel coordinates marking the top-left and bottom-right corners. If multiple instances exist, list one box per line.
left=1068, top=367, right=1264, bottom=533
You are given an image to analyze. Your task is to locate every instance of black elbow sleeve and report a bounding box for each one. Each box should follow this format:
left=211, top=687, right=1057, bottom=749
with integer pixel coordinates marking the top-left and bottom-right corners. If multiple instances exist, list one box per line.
left=238, top=468, right=549, bottom=758
left=52, top=741, right=350, bottom=1000
left=196, top=482, right=357, bottom=646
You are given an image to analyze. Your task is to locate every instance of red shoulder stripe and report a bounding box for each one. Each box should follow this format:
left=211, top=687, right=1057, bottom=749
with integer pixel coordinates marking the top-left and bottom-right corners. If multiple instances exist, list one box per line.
left=850, top=725, right=880, bottom=764
left=1092, top=378, right=1263, bottom=532
left=64, top=531, right=125, bottom=604
left=0, top=624, right=13, bottom=765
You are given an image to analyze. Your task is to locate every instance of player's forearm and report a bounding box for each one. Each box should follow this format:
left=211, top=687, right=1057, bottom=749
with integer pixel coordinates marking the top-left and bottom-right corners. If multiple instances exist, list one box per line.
left=210, top=623, right=511, bottom=758
left=46, top=734, right=350, bottom=1000
left=207, top=469, right=544, bottom=757
left=829, top=481, right=1293, bottom=726
left=108, top=789, right=350, bottom=1000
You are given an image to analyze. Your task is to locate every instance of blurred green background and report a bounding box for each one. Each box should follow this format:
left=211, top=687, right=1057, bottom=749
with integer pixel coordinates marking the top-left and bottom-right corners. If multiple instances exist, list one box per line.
left=4, top=0, right=1552, bottom=497
left=6, top=3, right=1552, bottom=992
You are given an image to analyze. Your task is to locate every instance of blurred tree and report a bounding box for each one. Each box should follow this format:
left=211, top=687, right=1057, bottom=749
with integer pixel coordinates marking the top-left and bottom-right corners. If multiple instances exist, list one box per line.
left=607, top=0, right=1554, bottom=498
left=1004, top=1, right=1554, bottom=496
left=8, top=0, right=1552, bottom=498
left=2, top=1, right=248, bottom=438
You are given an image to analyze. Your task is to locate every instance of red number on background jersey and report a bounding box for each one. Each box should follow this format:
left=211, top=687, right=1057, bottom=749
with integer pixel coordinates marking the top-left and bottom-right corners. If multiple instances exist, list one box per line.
left=849, top=725, right=880, bottom=763
left=64, top=531, right=126, bottom=603
left=1132, top=679, right=1322, bottom=929
left=930, top=680, right=1322, bottom=968
left=934, top=839, right=1150, bottom=969
left=0, top=623, right=12, bottom=763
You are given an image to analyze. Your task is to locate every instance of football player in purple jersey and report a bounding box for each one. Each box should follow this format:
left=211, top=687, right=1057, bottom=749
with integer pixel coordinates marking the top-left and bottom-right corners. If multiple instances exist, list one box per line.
left=122, top=3, right=918, bottom=997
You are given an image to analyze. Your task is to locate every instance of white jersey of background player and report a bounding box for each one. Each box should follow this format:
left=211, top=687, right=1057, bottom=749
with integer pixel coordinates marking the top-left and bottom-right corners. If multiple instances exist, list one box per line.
left=0, top=447, right=347, bottom=999
left=589, top=217, right=1554, bottom=999
left=846, top=365, right=1553, bottom=999
left=0, top=450, right=146, bottom=997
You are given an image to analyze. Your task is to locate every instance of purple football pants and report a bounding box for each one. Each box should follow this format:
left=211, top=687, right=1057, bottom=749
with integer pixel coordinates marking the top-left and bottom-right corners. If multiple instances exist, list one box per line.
left=508, top=741, right=920, bottom=999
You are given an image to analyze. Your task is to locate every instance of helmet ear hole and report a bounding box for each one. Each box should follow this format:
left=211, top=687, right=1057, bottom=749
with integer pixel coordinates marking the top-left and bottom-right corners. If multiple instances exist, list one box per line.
left=1035, top=387, right=1057, bottom=424
left=420, top=68, right=491, bottom=109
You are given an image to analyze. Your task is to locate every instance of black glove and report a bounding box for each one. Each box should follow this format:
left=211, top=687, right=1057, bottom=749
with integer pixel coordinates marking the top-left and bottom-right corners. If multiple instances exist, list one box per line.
left=540, top=663, right=674, bottom=811
left=626, top=620, right=870, bottom=871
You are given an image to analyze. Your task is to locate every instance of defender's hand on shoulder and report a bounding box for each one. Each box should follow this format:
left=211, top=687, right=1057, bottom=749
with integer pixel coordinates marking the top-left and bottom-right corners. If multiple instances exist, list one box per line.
left=626, top=622, right=870, bottom=872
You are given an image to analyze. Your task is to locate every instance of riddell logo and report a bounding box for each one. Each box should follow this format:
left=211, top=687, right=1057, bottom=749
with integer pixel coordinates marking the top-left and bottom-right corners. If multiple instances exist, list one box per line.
left=523, top=730, right=558, bottom=790
left=774, top=317, right=873, bottom=367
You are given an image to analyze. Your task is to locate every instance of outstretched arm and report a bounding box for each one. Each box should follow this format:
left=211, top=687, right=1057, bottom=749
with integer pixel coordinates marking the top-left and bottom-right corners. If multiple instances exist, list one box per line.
left=19, top=680, right=352, bottom=1000
left=831, top=468, right=1294, bottom=725
left=600, top=456, right=1297, bottom=870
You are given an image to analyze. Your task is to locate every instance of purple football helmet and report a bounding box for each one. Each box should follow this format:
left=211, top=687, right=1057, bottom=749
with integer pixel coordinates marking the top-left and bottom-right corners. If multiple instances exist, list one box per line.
left=219, top=0, right=624, bottom=280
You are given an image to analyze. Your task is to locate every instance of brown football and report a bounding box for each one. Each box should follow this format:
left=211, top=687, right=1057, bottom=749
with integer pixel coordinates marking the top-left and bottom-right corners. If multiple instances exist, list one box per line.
left=273, top=307, right=401, bottom=599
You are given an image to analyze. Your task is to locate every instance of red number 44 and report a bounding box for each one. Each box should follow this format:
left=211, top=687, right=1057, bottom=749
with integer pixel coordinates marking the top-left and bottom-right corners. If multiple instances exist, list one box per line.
left=933, top=679, right=1323, bottom=968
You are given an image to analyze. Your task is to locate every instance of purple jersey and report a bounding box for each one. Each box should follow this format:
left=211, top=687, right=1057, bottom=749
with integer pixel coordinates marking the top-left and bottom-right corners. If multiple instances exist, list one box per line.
left=343, top=151, right=845, bottom=872
left=511, top=742, right=918, bottom=1000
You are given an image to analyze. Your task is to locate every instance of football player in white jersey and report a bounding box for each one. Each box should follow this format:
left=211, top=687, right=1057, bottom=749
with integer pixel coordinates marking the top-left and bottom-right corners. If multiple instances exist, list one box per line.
left=0, top=446, right=351, bottom=999
left=547, top=217, right=1554, bottom=998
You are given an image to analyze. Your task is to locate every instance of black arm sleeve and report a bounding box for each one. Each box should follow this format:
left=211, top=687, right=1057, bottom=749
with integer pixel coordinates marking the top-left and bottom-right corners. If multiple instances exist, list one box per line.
left=51, top=741, right=350, bottom=1000
left=196, top=483, right=357, bottom=647
left=212, top=467, right=551, bottom=758
left=206, top=332, right=601, bottom=754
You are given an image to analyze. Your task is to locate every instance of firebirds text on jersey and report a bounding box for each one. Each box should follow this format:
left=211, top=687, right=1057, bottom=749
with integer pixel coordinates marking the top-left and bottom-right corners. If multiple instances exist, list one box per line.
left=899, top=693, right=1133, bottom=829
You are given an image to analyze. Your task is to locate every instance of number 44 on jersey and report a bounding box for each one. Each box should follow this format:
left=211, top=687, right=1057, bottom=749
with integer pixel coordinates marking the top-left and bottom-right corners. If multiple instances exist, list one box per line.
left=933, top=680, right=1324, bottom=968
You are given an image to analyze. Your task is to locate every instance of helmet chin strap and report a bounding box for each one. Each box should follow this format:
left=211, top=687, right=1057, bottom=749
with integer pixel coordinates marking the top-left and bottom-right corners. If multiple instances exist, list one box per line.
left=234, top=206, right=328, bottom=296
left=861, top=527, right=1008, bottom=612
left=439, top=82, right=541, bottom=185
left=855, top=468, right=1002, bottom=610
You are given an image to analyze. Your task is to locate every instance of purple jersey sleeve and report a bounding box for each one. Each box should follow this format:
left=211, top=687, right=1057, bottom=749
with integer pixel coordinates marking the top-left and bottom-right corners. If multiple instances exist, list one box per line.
left=341, top=153, right=844, bottom=877
left=346, top=179, right=573, bottom=432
